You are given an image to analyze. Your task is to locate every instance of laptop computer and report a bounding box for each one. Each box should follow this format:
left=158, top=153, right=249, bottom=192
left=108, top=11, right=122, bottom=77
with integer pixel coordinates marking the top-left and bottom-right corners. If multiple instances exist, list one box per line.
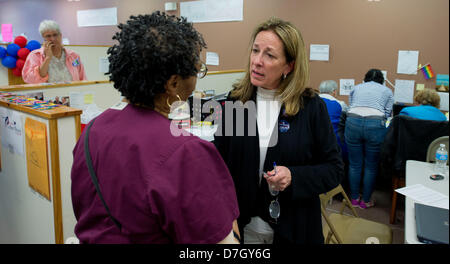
left=415, top=203, right=449, bottom=244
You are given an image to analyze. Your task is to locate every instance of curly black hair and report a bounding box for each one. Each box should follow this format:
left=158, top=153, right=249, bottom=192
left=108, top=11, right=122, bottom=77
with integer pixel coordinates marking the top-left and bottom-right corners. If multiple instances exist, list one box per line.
left=107, top=11, right=206, bottom=108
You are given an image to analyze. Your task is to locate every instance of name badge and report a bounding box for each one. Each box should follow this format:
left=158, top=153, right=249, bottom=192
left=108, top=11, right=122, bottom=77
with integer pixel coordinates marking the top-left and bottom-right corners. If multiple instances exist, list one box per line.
left=279, top=120, right=290, bottom=133
left=72, top=58, right=80, bottom=67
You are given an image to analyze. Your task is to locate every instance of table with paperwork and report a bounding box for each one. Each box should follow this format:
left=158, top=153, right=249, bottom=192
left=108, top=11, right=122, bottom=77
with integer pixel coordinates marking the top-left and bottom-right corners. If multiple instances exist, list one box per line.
left=404, top=160, right=449, bottom=244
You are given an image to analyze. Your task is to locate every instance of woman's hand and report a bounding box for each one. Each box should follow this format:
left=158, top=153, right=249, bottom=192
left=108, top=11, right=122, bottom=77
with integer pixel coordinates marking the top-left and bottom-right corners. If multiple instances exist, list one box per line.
left=43, top=41, right=54, bottom=58
left=264, top=165, right=292, bottom=191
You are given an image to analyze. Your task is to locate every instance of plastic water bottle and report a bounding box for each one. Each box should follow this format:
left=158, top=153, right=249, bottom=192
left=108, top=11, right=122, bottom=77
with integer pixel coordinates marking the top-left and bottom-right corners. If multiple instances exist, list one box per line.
left=435, top=144, right=448, bottom=176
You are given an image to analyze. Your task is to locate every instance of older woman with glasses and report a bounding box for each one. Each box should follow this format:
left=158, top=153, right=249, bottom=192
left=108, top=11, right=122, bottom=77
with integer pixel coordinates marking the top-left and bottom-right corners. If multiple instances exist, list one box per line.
left=214, top=17, right=343, bottom=244
left=22, top=19, right=86, bottom=83
left=71, top=12, right=240, bottom=244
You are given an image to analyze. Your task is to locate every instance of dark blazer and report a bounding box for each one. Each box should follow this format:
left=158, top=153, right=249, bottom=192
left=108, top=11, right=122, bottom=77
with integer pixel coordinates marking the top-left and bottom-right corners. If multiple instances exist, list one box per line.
left=214, top=90, right=344, bottom=244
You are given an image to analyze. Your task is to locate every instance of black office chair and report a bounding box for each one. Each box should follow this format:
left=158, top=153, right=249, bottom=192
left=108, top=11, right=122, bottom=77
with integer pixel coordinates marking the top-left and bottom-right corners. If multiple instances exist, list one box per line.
left=380, top=115, right=449, bottom=224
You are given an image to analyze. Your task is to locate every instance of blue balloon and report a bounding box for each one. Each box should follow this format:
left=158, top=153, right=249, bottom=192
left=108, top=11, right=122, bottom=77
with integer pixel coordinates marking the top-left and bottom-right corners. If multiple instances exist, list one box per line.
left=1, top=56, right=17, bottom=69
left=25, top=40, right=41, bottom=51
left=0, top=46, right=6, bottom=59
left=6, top=43, right=20, bottom=57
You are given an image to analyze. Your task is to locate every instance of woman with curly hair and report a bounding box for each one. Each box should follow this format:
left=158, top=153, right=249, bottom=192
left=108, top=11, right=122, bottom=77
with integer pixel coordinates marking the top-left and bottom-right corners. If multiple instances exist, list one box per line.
left=71, top=12, right=240, bottom=244
left=399, top=89, right=447, bottom=121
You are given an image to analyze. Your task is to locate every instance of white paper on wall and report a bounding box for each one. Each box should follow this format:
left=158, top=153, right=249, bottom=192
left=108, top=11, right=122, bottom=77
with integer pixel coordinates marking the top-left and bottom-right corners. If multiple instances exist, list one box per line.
left=206, top=52, right=219, bottom=66
left=180, top=0, right=243, bottom=23
left=77, top=7, right=117, bottom=27
left=394, top=79, right=415, bottom=103
left=397, top=50, right=419, bottom=75
left=339, top=79, right=355, bottom=96
left=99, top=57, right=109, bottom=73
left=437, top=92, right=449, bottom=111
left=309, top=44, right=329, bottom=61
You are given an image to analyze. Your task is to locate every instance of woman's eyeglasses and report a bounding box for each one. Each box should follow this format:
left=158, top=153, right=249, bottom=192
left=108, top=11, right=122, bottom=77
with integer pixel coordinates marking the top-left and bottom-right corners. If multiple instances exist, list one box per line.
left=43, top=33, right=60, bottom=39
left=265, top=163, right=280, bottom=224
left=197, top=62, right=208, bottom=79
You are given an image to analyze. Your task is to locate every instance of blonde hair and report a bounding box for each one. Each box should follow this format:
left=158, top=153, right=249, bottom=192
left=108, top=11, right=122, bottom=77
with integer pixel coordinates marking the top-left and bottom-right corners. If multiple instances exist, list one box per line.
left=414, top=89, right=441, bottom=108
left=230, top=17, right=313, bottom=116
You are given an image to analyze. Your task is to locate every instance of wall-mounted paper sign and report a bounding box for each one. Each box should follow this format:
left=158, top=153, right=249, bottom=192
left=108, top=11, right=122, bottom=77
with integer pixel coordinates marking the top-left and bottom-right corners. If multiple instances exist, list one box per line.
left=99, top=57, right=109, bottom=73
left=180, top=0, right=243, bottom=23
left=394, top=79, right=415, bottom=103
left=1, top=24, right=13, bottom=43
left=206, top=52, right=219, bottom=66
left=437, top=92, right=449, bottom=111
left=310, top=44, right=329, bottom=61
left=339, top=79, right=355, bottom=96
left=77, top=7, right=117, bottom=27
left=397, top=50, right=419, bottom=75
left=25, top=118, right=50, bottom=201
left=416, top=84, right=425, bottom=91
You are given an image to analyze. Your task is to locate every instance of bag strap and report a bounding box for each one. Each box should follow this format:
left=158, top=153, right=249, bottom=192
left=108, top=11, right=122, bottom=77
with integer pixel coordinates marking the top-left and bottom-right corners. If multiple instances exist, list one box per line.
left=84, top=118, right=122, bottom=231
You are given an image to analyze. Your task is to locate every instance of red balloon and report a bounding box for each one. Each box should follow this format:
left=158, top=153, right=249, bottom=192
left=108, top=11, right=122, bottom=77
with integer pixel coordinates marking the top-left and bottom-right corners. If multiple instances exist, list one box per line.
left=17, top=48, right=30, bottom=59
left=14, top=36, right=28, bottom=48
left=12, top=67, right=22, bottom=77
left=16, top=59, right=25, bottom=70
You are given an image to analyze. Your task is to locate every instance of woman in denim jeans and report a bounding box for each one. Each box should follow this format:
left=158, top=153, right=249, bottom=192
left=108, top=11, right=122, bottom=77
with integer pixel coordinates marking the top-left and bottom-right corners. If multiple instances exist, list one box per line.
left=345, top=69, right=394, bottom=209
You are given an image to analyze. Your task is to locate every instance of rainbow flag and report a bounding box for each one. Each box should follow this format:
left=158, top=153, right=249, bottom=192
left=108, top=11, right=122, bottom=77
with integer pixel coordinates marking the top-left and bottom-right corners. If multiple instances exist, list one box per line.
left=420, top=64, right=435, bottom=80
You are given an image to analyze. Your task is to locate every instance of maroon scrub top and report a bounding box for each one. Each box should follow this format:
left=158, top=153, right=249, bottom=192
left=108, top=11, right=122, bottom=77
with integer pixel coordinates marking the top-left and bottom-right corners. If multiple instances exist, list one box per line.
left=71, top=104, right=239, bottom=243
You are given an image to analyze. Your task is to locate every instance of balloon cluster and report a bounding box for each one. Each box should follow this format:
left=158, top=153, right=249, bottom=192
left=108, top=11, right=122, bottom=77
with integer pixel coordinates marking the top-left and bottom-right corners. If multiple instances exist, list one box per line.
left=0, top=36, right=41, bottom=77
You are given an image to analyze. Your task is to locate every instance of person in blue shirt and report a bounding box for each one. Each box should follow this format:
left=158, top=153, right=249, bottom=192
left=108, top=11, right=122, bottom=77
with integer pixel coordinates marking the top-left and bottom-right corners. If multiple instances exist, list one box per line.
left=399, top=89, right=447, bottom=121
left=319, top=80, right=348, bottom=162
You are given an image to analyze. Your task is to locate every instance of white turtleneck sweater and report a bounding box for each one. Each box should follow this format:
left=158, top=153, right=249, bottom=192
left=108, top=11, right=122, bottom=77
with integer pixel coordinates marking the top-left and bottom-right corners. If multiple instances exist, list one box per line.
left=244, top=87, right=282, bottom=235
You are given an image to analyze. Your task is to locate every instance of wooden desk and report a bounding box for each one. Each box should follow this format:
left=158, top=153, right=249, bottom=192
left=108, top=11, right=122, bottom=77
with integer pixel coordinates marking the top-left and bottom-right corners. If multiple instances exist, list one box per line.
left=0, top=98, right=81, bottom=243
left=404, top=160, right=449, bottom=244
left=0, top=80, right=121, bottom=112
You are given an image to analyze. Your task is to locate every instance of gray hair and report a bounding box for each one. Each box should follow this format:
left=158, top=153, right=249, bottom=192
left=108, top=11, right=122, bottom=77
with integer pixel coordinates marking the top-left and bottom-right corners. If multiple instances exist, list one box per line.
left=319, top=80, right=338, bottom=94
left=39, top=20, right=61, bottom=36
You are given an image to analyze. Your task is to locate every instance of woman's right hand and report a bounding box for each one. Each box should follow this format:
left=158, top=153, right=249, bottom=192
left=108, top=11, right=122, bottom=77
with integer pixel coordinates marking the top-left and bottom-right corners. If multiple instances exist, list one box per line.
left=43, top=41, right=54, bottom=58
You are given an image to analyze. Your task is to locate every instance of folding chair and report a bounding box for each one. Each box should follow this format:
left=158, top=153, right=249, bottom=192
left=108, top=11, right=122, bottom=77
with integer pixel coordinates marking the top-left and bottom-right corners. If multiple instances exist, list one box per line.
left=320, top=184, right=393, bottom=244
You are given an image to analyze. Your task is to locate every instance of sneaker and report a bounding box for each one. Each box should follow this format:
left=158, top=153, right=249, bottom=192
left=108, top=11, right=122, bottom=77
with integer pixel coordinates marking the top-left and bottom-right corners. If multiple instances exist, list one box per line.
left=359, top=200, right=375, bottom=209
left=351, top=198, right=360, bottom=207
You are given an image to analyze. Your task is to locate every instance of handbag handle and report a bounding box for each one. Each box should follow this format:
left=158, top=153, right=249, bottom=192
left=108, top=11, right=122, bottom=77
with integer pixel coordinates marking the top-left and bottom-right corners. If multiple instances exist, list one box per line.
left=84, top=118, right=122, bottom=231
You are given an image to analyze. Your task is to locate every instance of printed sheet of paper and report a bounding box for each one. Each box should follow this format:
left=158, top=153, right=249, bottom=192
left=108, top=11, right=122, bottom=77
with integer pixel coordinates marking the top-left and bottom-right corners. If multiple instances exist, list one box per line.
left=339, top=79, right=355, bottom=96
left=77, top=7, right=118, bottom=27
left=309, top=44, right=329, bottom=61
left=397, top=50, right=419, bottom=75
left=416, top=84, right=425, bottom=91
left=0, top=109, right=24, bottom=156
left=180, top=0, right=243, bottom=23
left=99, top=57, right=109, bottom=73
left=394, top=79, right=415, bottom=103
left=396, top=184, right=449, bottom=209
left=437, top=92, right=449, bottom=111
left=25, top=118, right=50, bottom=201
left=206, top=52, right=219, bottom=66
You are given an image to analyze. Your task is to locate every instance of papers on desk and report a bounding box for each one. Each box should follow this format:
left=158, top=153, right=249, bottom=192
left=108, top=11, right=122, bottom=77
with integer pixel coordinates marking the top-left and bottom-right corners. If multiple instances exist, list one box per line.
left=396, top=184, right=449, bottom=209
